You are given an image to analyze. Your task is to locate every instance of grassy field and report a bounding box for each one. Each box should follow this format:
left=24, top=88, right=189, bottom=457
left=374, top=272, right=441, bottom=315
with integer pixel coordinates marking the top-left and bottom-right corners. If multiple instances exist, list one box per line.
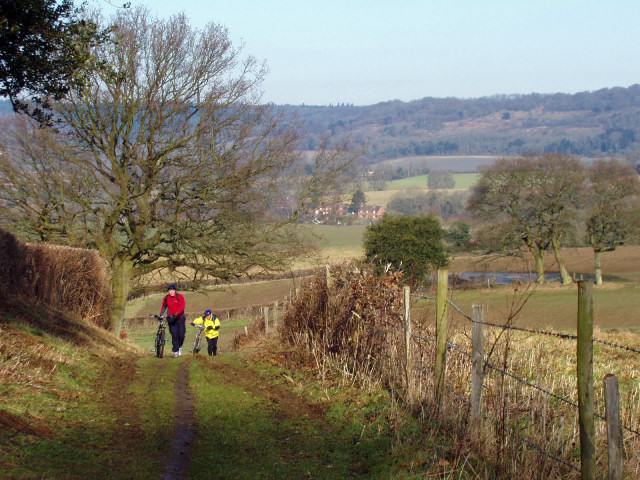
left=373, top=155, right=500, bottom=172
left=382, top=173, right=479, bottom=190
left=362, top=173, right=478, bottom=208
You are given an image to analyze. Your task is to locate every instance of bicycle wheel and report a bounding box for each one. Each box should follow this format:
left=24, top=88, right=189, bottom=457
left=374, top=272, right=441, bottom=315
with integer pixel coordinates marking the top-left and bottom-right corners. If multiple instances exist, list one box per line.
left=193, top=333, right=201, bottom=354
left=156, top=329, right=165, bottom=358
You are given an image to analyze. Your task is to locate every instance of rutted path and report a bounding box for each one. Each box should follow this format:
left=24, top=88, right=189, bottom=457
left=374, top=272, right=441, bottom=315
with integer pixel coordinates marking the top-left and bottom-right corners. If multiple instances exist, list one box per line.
left=99, top=352, right=377, bottom=479
left=162, top=358, right=196, bottom=480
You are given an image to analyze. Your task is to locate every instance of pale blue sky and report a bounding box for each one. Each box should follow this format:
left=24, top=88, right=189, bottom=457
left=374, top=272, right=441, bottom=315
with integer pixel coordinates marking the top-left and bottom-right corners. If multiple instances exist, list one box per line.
left=99, top=0, right=640, bottom=106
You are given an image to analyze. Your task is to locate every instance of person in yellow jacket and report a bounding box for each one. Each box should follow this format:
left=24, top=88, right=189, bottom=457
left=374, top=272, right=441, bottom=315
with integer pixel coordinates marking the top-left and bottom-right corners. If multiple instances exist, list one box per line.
left=191, top=309, right=221, bottom=356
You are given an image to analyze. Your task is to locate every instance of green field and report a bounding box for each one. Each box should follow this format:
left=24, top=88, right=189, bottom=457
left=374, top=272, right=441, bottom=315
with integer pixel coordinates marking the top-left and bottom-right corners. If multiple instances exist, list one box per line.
left=373, top=155, right=500, bottom=172
left=361, top=173, right=478, bottom=208
left=385, top=173, right=479, bottom=190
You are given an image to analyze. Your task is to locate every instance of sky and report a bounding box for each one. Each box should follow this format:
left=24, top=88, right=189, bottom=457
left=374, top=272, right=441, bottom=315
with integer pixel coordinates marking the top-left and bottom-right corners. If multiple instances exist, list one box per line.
left=98, top=0, right=640, bottom=106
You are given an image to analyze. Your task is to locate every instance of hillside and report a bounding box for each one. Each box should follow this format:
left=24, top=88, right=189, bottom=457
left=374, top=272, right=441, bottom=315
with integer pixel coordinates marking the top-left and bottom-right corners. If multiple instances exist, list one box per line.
left=5, top=84, right=640, bottom=169
left=277, top=84, right=640, bottom=164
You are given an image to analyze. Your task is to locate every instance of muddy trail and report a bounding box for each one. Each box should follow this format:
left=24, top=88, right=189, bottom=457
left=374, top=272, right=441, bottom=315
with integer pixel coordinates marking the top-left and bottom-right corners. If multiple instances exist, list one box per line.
left=102, top=353, right=375, bottom=480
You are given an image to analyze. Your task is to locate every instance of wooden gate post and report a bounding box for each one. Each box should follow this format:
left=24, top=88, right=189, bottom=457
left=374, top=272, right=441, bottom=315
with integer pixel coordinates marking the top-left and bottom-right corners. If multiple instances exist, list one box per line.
left=471, top=303, right=484, bottom=425
left=273, top=301, right=279, bottom=329
left=263, top=306, right=269, bottom=333
left=577, top=281, right=595, bottom=480
left=403, top=286, right=412, bottom=403
left=604, top=374, right=623, bottom=480
left=434, top=268, right=449, bottom=407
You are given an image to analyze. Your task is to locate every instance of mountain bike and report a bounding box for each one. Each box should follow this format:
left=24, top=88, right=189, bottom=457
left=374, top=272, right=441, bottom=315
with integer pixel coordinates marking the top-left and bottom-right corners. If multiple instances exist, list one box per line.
left=192, top=324, right=204, bottom=354
left=149, top=314, right=167, bottom=358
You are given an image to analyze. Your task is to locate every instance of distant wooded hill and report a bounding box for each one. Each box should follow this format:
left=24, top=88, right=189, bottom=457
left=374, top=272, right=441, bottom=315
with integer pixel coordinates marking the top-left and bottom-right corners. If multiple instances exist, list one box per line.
left=4, top=84, right=640, bottom=166
left=276, top=84, right=640, bottom=165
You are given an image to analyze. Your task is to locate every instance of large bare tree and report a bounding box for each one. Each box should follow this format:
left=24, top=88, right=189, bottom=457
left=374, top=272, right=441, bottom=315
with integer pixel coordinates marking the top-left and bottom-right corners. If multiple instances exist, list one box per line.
left=467, top=154, right=583, bottom=284
left=585, top=159, right=640, bottom=285
left=0, top=8, right=359, bottom=333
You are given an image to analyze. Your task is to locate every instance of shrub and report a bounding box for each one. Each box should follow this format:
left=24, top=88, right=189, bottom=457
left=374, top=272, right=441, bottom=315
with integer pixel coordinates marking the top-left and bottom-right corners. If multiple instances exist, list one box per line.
left=0, top=229, right=112, bottom=328
left=281, top=265, right=405, bottom=388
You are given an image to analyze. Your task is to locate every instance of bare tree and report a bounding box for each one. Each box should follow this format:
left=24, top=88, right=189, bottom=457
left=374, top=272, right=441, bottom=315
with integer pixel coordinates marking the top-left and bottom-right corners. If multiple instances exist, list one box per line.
left=585, top=159, right=640, bottom=285
left=525, top=153, right=584, bottom=285
left=0, top=8, right=359, bottom=333
left=467, top=154, right=582, bottom=284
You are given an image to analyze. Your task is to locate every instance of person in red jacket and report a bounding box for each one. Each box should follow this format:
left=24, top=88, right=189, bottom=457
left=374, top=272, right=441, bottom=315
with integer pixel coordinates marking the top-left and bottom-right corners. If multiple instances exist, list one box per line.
left=159, top=283, right=186, bottom=358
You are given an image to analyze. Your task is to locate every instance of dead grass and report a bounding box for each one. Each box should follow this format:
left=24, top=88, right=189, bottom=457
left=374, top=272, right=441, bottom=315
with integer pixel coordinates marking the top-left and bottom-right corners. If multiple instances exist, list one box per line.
left=0, top=229, right=112, bottom=328
left=277, top=264, right=640, bottom=479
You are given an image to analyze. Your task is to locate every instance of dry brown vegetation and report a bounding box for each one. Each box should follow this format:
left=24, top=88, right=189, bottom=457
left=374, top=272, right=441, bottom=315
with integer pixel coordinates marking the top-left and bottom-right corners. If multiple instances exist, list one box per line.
left=277, top=265, right=640, bottom=479
left=0, top=229, right=112, bottom=328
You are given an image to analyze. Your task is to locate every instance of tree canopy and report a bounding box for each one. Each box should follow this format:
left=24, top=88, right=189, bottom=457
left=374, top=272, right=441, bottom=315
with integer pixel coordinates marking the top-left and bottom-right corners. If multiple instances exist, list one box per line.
left=427, top=170, right=455, bottom=189
left=0, top=0, right=108, bottom=122
left=0, top=7, right=359, bottom=333
left=585, top=158, right=640, bottom=284
left=349, top=188, right=366, bottom=212
left=467, top=153, right=583, bottom=284
left=363, top=214, right=448, bottom=286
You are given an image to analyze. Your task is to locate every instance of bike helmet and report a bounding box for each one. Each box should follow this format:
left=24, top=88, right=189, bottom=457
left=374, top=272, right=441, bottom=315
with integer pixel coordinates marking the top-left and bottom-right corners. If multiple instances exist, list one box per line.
left=167, top=283, right=177, bottom=291
left=204, top=309, right=212, bottom=317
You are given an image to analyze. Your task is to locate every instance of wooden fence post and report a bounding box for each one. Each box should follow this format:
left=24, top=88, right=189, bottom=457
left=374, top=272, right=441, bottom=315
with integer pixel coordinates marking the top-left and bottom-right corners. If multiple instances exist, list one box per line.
left=273, top=301, right=279, bottom=329
left=577, top=281, right=595, bottom=480
left=325, top=265, right=332, bottom=290
left=263, top=306, right=269, bottom=333
left=434, top=268, right=449, bottom=407
left=471, top=303, right=484, bottom=425
left=403, top=286, right=412, bottom=403
left=604, top=374, right=623, bottom=480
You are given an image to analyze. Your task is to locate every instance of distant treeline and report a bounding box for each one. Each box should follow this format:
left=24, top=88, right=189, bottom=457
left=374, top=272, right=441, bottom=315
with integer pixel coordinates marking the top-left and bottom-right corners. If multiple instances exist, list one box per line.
left=275, top=84, right=640, bottom=163
left=4, top=84, right=640, bottom=164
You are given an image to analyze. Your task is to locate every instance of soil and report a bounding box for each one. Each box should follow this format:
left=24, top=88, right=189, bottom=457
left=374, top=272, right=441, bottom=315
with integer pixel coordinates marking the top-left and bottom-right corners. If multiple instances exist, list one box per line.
left=162, top=359, right=196, bottom=480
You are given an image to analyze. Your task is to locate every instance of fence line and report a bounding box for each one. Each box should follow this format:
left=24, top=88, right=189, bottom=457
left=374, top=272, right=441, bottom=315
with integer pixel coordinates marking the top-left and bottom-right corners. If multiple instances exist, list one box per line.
left=411, top=331, right=586, bottom=473
left=383, top=284, right=640, bottom=354
left=347, top=270, right=638, bottom=473
left=395, top=273, right=639, bottom=479
left=442, top=379, right=582, bottom=474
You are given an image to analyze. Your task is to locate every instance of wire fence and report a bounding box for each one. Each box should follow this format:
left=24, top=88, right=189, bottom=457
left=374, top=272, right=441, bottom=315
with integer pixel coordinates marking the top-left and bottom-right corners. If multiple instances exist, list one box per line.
left=392, top=278, right=640, bottom=477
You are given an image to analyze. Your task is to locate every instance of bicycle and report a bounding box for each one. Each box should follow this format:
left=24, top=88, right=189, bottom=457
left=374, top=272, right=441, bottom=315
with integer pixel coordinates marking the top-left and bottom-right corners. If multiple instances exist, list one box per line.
left=192, top=324, right=204, bottom=354
left=149, top=314, right=167, bottom=358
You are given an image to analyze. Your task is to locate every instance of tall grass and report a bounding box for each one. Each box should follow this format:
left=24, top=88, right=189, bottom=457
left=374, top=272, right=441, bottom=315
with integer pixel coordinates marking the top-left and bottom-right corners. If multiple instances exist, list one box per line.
left=0, top=229, right=112, bottom=328
left=280, top=265, right=640, bottom=479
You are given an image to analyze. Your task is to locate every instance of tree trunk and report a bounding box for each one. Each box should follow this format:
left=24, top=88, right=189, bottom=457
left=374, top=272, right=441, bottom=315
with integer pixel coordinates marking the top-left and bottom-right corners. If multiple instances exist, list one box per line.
left=594, top=250, right=603, bottom=286
left=551, top=237, right=573, bottom=285
left=111, top=257, right=133, bottom=335
left=526, top=245, right=546, bottom=284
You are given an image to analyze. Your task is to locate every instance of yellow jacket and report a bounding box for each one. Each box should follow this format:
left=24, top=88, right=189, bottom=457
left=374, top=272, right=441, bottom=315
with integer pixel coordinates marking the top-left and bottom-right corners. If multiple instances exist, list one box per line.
left=193, top=315, right=220, bottom=339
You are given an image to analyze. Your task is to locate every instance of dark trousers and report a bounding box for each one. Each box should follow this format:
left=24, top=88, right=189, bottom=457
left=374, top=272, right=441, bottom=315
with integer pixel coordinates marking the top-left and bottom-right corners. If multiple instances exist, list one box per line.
left=168, top=316, right=186, bottom=353
left=206, top=336, right=218, bottom=356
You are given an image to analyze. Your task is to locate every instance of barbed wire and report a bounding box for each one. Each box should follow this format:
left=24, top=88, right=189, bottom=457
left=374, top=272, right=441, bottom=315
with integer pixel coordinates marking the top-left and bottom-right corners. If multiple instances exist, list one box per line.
left=373, top=280, right=640, bottom=436
left=426, top=337, right=640, bottom=437
left=446, top=299, right=580, bottom=341
left=593, top=337, right=640, bottom=356
left=412, top=333, right=436, bottom=344
left=446, top=384, right=581, bottom=473
left=440, top=376, right=582, bottom=473
left=378, top=285, right=640, bottom=355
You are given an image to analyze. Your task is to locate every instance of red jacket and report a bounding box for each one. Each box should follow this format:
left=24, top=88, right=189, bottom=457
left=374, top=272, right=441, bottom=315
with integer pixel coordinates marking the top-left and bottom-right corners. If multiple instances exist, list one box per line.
left=160, top=293, right=185, bottom=318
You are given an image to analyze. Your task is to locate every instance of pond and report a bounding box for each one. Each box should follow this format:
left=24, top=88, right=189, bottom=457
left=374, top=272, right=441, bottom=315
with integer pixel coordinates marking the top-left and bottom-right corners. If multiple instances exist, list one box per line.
left=455, top=271, right=564, bottom=286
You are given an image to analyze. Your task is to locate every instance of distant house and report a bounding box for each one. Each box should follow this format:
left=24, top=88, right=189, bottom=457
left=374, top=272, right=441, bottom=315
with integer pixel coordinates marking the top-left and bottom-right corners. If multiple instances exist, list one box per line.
left=314, top=203, right=348, bottom=222
left=357, top=205, right=385, bottom=221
